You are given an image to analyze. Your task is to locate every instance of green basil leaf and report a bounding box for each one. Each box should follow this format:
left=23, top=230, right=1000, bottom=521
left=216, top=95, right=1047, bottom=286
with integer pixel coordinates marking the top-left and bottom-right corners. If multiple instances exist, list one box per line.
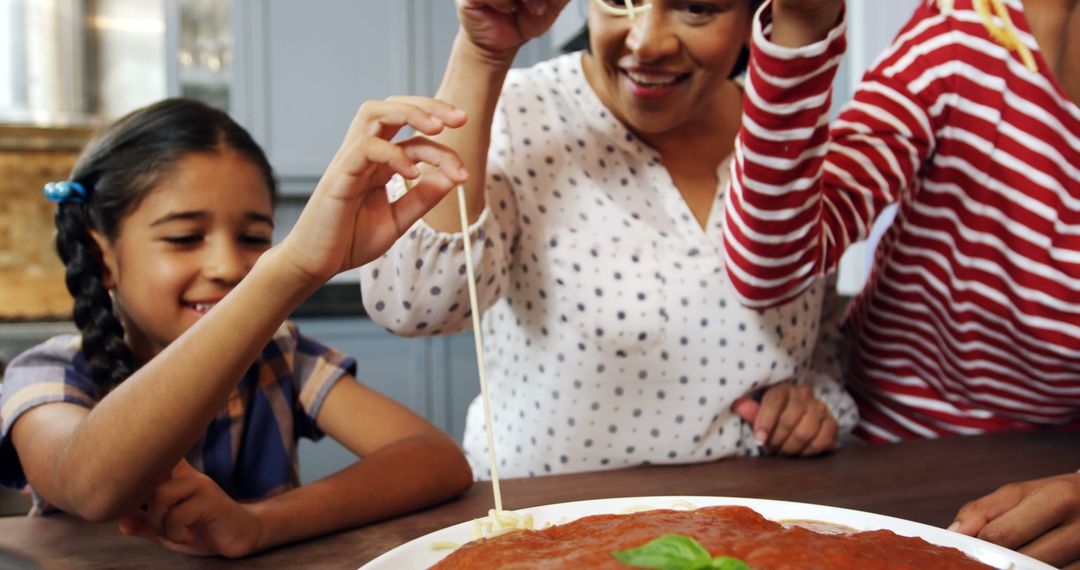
left=709, top=556, right=751, bottom=570
left=611, top=534, right=713, bottom=570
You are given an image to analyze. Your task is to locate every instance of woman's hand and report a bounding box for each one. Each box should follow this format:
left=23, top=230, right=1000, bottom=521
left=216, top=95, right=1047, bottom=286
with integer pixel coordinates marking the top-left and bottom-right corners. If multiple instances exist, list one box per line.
left=117, top=461, right=262, bottom=558
left=457, top=0, right=570, bottom=62
left=275, top=96, right=470, bottom=284
left=950, top=473, right=1080, bottom=569
left=732, top=382, right=838, bottom=456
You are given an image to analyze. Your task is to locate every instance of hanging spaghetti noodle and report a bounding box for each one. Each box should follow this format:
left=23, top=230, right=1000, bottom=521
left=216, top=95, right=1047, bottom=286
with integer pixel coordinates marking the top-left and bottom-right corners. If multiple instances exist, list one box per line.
left=591, top=0, right=652, bottom=22
left=455, top=185, right=505, bottom=515
left=942, top=0, right=1038, bottom=72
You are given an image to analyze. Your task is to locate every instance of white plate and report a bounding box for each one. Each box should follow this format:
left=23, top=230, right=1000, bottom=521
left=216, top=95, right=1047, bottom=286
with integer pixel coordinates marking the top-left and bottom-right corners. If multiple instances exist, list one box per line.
left=362, top=496, right=1054, bottom=569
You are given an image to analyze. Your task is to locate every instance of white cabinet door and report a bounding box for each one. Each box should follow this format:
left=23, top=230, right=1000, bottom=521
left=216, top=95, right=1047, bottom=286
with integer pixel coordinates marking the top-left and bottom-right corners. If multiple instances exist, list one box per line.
left=233, top=1, right=413, bottom=187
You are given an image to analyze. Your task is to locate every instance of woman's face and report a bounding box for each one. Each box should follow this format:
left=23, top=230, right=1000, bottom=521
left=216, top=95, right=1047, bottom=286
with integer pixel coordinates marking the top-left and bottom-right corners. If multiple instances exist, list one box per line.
left=93, top=150, right=274, bottom=363
left=583, top=0, right=753, bottom=139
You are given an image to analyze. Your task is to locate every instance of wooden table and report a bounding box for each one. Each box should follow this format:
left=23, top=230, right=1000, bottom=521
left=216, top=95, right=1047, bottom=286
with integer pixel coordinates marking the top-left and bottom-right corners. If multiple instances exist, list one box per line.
left=0, top=431, right=1076, bottom=569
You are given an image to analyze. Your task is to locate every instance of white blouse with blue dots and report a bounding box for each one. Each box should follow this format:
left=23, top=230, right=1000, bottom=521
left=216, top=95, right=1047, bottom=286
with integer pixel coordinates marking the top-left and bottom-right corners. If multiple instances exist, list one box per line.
left=360, top=53, right=856, bottom=479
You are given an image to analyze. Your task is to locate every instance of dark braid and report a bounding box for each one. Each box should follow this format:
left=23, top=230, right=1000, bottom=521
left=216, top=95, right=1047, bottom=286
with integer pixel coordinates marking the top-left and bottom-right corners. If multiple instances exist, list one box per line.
left=54, top=202, right=135, bottom=394
left=53, top=98, right=276, bottom=395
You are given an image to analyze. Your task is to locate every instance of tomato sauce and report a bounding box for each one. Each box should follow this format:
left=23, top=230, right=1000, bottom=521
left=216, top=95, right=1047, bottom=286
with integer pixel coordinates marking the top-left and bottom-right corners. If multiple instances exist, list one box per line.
left=432, top=506, right=993, bottom=569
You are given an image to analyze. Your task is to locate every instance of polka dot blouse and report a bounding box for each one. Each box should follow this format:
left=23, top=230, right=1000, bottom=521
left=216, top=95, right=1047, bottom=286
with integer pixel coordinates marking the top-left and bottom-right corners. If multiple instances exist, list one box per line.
left=360, top=52, right=856, bottom=479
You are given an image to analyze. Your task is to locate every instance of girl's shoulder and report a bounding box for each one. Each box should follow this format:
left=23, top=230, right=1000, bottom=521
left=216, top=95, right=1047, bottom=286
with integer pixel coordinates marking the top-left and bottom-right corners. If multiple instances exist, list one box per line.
left=5, top=334, right=84, bottom=376
left=1, top=335, right=97, bottom=430
left=259, top=321, right=355, bottom=376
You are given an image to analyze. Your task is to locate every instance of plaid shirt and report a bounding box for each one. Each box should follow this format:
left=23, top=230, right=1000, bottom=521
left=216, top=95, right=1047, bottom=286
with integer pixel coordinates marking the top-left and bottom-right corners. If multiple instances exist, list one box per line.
left=0, top=321, right=355, bottom=513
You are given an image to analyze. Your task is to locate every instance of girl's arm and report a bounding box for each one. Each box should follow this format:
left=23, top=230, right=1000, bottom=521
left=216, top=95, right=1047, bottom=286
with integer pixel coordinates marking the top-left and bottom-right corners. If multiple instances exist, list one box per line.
left=724, top=0, right=941, bottom=308
left=10, top=99, right=470, bottom=522
left=419, top=0, right=568, bottom=232
left=242, top=378, right=472, bottom=552
left=122, top=377, right=471, bottom=556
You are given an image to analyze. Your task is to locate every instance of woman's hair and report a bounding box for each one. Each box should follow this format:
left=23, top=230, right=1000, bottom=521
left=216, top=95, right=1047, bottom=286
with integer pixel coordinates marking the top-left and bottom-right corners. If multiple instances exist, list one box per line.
left=730, top=0, right=766, bottom=78
left=53, top=98, right=276, bottom=395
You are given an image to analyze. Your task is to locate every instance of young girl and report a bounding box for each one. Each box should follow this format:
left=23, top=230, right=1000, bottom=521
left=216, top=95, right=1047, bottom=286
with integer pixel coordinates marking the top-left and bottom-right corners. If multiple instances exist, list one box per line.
left=0, top=97, right=473, bottom=557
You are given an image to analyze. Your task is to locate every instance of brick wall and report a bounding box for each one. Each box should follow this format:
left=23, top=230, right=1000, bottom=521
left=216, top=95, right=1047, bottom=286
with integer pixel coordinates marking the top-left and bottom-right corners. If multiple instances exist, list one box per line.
left=0, top=126, right=94, bottom=320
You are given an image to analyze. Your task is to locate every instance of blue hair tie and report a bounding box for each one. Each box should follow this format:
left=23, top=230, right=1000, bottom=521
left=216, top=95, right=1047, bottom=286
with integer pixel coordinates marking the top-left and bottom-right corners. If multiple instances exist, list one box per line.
left=44, top=181, right=88, bottom=204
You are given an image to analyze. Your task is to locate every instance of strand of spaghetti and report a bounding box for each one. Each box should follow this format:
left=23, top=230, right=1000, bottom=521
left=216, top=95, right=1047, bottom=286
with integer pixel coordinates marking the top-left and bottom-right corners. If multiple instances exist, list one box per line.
left=590, top=0, right=652, bottom=20
left=971, top=0, right=1038, bottom=72
left=456, top=185, right=504, bottom=513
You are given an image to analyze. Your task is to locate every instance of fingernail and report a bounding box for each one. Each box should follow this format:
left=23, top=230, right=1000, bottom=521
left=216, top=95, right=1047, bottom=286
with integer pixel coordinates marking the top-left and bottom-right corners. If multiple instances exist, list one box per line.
left=947, top=521, right=960, bottom=532
left=754, top=431, right=767, bottom=445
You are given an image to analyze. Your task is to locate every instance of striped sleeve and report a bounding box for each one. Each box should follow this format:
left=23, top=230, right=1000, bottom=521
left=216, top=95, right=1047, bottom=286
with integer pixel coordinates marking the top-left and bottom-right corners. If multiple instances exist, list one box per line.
left=725, top=0, right=943, bottom=308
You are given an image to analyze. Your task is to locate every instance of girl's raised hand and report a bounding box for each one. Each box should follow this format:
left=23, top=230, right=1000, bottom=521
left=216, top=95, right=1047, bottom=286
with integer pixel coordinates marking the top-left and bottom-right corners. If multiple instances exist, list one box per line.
left=457, top=0, right=571, bottom=61
left=276, top=97, right=470, bottom=283
left=117, top=460, right=261, bottom=558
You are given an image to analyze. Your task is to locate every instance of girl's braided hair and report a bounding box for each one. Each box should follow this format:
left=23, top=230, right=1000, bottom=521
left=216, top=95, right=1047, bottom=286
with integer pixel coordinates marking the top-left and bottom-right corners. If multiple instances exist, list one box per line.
left=53, top=98, right=276, bottom=395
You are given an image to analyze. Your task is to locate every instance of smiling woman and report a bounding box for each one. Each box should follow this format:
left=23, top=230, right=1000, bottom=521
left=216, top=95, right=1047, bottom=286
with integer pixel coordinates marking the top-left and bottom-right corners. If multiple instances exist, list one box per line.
left=360, top=0, right=853, bottom=484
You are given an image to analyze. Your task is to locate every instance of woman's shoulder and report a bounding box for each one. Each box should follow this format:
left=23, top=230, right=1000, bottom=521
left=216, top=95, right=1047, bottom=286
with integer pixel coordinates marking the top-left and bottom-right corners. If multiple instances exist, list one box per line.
left=505, top=51, right=586, bottom=94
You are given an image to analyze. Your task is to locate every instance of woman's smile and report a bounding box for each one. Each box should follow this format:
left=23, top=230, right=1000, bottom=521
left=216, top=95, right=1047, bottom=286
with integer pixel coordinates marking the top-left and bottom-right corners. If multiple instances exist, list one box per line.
left=622, top=67, right=691, bottom=100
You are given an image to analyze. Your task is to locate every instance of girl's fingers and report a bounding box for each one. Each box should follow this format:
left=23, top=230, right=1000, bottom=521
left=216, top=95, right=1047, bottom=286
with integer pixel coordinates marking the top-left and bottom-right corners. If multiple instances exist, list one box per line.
left=147, top=477, right=197, bottom=536
left=349, top=99, right=465, bottom=142
left=384, top=96, right=468, bottom=128
left=162, top=498, right=205, bottom=545
left=172, top=459, right=198, bottom=477
left=335, top=134, right=467, bottom=187
left=390, top=173, right=458, bottom=232
left=360, top=137, right=424, bottom=179
left=118, top=512, right=156, bottom=540
left=399, top=138, right=470, bottom=182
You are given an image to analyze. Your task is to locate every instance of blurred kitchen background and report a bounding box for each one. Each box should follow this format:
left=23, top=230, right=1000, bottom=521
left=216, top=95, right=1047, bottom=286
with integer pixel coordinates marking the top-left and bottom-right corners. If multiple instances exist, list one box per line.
left=0, top=0, right=917, bottom=514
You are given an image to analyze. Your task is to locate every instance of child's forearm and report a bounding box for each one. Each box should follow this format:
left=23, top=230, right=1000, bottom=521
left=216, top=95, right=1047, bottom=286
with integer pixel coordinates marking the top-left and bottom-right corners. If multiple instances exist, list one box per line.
left=421, top=33, right=513, bottom=233
left=50, top=252, right=318, bottom=521
left=246, top=434, right=473, bottom=551
left=770, top=0, right=844, bottom=48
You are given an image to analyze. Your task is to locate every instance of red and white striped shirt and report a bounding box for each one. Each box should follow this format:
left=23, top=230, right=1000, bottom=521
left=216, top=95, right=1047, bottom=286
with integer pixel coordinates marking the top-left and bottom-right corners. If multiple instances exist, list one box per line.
left=725, top=0, right=1080, bottom=442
